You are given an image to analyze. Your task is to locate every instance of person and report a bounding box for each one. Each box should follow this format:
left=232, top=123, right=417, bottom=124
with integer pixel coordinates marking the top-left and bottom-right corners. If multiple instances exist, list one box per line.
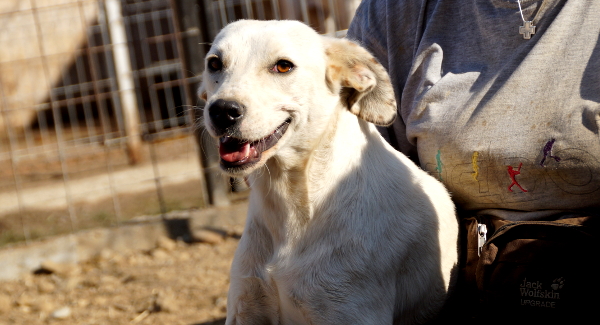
left=347, top=0, right=600, bottom=322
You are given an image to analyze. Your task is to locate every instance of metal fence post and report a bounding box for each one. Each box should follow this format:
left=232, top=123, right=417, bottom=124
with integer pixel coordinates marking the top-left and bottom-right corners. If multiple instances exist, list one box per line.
left=105, top=0, right=142, bottom=165
left=172, top=0, right=230, bottom=207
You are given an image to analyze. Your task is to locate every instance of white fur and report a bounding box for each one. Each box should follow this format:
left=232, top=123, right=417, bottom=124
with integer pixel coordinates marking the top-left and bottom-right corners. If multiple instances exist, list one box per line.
left=200, top=20, right=458, bottom=325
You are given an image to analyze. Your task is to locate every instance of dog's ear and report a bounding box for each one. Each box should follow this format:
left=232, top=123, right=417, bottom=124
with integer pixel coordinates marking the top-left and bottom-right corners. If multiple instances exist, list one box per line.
left=324, top=38, right=396, bottom=126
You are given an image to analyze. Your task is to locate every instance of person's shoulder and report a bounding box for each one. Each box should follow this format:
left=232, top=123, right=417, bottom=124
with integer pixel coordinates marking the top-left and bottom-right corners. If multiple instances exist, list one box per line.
left=349, top=0, right=429, bottom=42
left=354, top=0, right=424, bottom=13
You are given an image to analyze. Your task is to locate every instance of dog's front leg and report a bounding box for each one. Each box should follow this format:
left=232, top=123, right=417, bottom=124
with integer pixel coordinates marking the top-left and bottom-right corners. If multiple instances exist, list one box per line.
left=226, top=217, right=279, bottom=325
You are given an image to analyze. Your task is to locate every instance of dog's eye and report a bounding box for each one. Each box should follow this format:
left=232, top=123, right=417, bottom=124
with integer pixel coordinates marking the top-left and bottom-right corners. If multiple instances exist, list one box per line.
left=273, top=60, right=294, bottom=73
left=207, top=57, right=223, bottom=72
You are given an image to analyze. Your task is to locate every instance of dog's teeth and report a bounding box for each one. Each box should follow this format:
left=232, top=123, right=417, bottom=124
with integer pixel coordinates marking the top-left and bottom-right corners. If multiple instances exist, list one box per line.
left=241, top=142, right=250, bottom=157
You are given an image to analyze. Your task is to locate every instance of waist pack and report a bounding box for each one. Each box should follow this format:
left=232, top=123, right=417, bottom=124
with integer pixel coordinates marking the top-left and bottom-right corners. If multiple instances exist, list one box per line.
left=463, top=216, right=600, bottom=324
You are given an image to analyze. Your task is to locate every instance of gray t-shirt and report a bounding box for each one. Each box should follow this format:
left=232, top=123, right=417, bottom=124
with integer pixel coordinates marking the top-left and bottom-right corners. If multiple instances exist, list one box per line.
left=348, top=0, right=600, bottom=220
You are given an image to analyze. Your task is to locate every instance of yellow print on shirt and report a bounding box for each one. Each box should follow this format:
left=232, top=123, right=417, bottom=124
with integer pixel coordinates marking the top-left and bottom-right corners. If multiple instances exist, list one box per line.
left=472, top=151, right=480, bottom=181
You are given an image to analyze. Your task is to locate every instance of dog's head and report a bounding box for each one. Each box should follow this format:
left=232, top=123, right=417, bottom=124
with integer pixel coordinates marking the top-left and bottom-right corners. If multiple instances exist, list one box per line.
left=200, top=20, right=396, bottom=176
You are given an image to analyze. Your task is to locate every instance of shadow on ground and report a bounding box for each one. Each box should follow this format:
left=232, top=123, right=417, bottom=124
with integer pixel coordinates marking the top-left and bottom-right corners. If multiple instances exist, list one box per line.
left=193, top=318, right=226, bottom=325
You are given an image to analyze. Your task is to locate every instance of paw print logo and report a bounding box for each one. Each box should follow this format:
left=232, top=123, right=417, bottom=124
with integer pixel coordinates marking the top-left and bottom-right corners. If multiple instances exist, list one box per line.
left=551, top=278, right=564, bottom=290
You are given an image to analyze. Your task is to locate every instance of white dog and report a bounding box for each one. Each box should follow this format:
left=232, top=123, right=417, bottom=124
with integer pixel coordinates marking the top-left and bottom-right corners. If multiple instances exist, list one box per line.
left=200, top=20, right=458, bottom=325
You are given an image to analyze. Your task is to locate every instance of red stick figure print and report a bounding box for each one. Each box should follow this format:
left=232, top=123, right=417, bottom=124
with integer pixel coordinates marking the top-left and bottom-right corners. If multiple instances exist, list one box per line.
left=507, top=162, right=528, bottom=193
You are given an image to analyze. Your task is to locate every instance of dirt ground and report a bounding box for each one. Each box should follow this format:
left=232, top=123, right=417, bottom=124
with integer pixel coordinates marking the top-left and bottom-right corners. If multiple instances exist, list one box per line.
left=0, top=234, right=238, bottom=325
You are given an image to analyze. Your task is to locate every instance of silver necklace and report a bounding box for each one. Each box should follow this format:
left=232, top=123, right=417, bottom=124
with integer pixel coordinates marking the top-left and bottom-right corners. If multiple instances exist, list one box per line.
left=517, top=0, right=549, bottom=39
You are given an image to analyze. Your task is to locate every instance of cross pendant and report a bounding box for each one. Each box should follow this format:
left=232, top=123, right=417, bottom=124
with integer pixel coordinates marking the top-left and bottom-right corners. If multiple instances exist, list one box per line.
left=519, top=21, right=536, bottom=39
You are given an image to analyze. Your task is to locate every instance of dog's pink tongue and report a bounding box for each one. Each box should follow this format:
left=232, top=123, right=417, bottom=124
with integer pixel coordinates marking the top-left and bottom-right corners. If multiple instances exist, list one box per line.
left=219, top=138, right=253, bottom=163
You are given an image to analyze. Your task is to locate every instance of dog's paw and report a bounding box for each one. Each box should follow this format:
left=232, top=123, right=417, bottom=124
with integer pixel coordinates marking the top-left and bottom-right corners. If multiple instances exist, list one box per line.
left=228, top=277, right=278, bottom=325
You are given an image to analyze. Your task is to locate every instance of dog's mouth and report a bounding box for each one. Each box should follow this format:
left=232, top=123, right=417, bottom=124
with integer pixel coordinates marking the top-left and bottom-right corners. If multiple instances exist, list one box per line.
left=218, top=118, right=292, bottom=170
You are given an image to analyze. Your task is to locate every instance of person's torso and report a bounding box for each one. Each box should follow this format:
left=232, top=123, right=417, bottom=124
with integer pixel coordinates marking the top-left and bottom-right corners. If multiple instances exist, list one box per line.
left=400, top=0, right=600, bottom=219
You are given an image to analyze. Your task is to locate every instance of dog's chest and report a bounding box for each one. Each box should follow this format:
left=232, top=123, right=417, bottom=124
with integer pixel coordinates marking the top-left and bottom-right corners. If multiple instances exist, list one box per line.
left=267, top=253, right=321, bottom=325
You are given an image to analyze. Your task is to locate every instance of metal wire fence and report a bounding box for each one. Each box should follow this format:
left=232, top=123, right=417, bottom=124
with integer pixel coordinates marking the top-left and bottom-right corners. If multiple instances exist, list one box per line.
left=203, top=0, right=360, bottom=36
left=0, top=0, right=359, bottom=246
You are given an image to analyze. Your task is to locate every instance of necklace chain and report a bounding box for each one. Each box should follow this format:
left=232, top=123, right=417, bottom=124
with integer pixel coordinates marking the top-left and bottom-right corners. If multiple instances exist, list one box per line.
left=517, top=0, right=526, bottom=22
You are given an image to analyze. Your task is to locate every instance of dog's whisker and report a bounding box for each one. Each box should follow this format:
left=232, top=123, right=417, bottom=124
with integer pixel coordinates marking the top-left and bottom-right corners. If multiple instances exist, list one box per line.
left=195, top=126, right=217, bottom=159
left=263, top=164, right=273, bottom=197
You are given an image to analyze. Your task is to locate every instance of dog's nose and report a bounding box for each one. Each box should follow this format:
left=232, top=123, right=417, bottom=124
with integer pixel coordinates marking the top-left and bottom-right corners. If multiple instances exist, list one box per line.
left=208, top=99, right=245, bottom=130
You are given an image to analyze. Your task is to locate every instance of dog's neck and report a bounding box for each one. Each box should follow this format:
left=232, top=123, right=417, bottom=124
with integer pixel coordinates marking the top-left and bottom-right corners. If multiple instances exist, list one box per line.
left=247, top=108, right=382, bottom=244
